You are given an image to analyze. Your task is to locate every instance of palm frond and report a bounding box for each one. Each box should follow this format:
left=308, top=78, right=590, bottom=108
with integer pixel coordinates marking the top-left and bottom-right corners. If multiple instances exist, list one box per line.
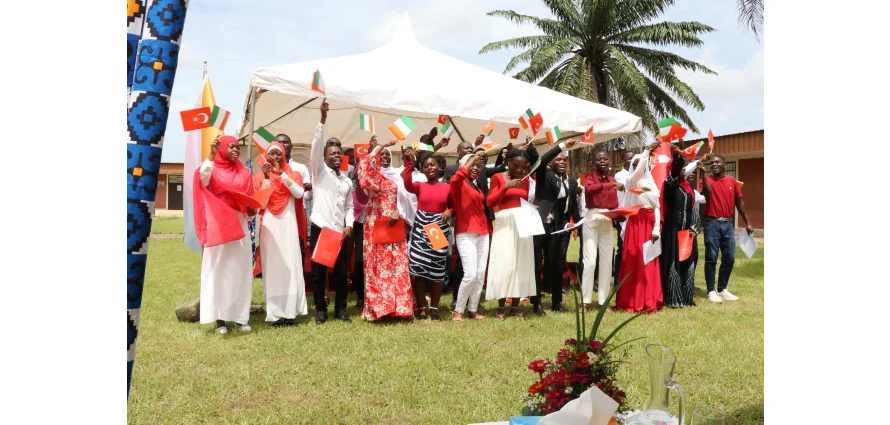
left=737, top=0, right=764, bottom=42
left=612, top=21, right=715, bottom=47
left=615, top=44, right=716, bottom=75
left=486, top=10, right=579, bottom=39
left=541, top=0, right=584, bottom=35
left=512, top=38, right=577, bottom=83
left=479, top=35, right=556, bottom=55
left=610, top=0, right=676, bottom=36
left=605, top=49, right=650, bottom=109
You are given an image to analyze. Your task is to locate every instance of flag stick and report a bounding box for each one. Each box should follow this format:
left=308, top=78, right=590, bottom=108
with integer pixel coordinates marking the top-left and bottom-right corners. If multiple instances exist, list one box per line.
left=247, top=86, right=256, bottom=167
left=446, top=115, right=467, bottom=144
left=237, top=96, right=319, bottom=143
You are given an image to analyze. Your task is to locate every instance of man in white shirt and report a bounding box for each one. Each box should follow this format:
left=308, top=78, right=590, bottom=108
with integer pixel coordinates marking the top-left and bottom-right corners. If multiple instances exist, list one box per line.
left=307, top=99, right=355, bottom=324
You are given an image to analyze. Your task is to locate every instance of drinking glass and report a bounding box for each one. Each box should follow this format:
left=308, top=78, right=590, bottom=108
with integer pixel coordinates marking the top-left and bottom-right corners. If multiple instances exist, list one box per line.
left=690, top=406, right=726, bottom=425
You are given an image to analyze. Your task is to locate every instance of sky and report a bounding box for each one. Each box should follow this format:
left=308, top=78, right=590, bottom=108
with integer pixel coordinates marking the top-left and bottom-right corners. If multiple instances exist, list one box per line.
left=161, top=0, right=763, bottom=162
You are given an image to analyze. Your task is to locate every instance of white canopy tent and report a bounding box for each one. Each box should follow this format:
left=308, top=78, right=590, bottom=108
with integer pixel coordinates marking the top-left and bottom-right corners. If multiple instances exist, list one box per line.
left=238, top=12, right=641, bottom=165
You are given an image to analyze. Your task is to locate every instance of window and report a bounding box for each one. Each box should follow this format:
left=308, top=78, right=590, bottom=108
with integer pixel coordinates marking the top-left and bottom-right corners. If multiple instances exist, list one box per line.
left=724, top=162, right=737, bottom=179
left=168, top=174, right=184, bottom=184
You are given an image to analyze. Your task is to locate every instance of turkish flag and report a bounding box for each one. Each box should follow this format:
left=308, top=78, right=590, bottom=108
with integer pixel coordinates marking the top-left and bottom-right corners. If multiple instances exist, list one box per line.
left=423, top=222, right=449, bottom=250
left=708, top=129, right=715, bottom=151
left=508, top=127, right=520, bottom=139
left=680, top=142, right=704, bottom=160
left=354, top=144, right=371, bottom=159
left=650, top=142, right=671, bottom=192
left=581, top=125, right=594, bottom=144
left=180, top=107, right=212, bottom=131
left=529, top=113, right=544, bottom=135
left=438, top=114, right=449, bottom=125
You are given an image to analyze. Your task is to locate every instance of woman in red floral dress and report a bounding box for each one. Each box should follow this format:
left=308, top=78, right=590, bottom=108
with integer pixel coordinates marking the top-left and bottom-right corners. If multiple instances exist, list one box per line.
left=358, top=140, right=415, bottom=321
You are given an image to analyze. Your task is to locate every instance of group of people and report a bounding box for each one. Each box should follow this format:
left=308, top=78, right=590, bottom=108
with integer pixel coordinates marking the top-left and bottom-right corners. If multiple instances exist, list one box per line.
left=192, top=100, right=754, bottom=334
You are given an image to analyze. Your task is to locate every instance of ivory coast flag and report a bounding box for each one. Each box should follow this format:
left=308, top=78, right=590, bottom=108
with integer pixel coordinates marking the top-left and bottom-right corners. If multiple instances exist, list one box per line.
left=311, top=70, right=325, bottom=94
left=518, top=108, right=534, bottom=130
left=657, top=117, right=687, bottom=142
left=412, top=141, right=435, bottom=152
left=252, top=126, right=275, bottom=153
left=359, top=113, right=375, bottom=134
left=545, top=126, right=562, bottom=144
left=440, top=120, right=454, bottom=138
left=208, top=105, right=230, bottom=130
left=389, top=115, right=416, bottom=140
left=482, top=120, right=496, bottom=136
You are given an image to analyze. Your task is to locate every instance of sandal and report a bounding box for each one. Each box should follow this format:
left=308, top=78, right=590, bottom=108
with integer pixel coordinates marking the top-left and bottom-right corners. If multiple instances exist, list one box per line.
left=509, top=307, right=525, bottom=321
left=495, top=307, right=507, bottom=321
left=452, top=311, right=463, bottom=323
left=468, top=311, right=485, bottom=320
left=430, top=307, right=440, bottom=321
left=418, top=306, right=428, bottom=320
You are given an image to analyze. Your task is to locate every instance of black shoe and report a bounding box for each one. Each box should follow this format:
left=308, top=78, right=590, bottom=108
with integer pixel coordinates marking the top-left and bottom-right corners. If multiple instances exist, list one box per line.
left=533, top=304, right=547, bottom=316
left=315, top=311, right=328, bottom=324
left=355, top=300, right=364, bottom=310
left=551, top=304, right=568, bottom=313
left=335, top=310, right=352, bottom=323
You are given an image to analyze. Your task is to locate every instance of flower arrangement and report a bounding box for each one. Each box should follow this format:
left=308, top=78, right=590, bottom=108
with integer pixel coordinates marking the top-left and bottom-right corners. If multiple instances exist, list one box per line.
left=520, top=274, right=644, bottom=416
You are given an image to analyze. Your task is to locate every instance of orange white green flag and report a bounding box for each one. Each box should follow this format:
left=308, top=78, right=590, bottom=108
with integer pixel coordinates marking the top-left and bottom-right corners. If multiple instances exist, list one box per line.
left=389, top=115, right=416, bottom=140
left=440, top=120, right=454, bottom=138
left=311, top=70, right=325, bottom=95
left=518, top=108, right=534, bottom=130
left=252, top=126, right=275, bottom=154
left=359, top=113, right=375, bottom=134
left=545, top=126, right=562, bottom=144
left=657, top=117, right=687, bottom=143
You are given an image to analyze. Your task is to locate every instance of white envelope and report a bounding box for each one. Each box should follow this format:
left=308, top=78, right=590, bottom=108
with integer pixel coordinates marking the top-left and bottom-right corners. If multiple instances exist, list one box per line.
left=516, top=198, right=546, bottom=238
left=539, top=386, right=619, bottom=425
left=643, top=239, right=661, bottom=265
left=737, top=229, right=758, bottom=259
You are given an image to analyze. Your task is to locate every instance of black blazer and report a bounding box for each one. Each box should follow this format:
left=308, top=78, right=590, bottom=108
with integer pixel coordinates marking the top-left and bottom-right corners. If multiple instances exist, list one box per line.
left=529, top=144, right=581, bottom=230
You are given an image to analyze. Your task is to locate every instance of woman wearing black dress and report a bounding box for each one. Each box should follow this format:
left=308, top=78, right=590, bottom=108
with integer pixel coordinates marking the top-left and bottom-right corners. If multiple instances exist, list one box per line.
left=660, top=144, right=701, bottom=308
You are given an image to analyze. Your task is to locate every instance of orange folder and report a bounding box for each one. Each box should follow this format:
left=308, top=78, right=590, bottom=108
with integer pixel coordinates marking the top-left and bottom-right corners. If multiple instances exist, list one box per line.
left=231, top=192, right=261, bottom=213
left=598, top=204, right=643, bottom=220
left=311, top=227, right=344, bottom=268
left=678, top=229, right=693, bottom=261
left=372, top=218, right=407, bottom=245
left=423, top=222, right=449, bottom=250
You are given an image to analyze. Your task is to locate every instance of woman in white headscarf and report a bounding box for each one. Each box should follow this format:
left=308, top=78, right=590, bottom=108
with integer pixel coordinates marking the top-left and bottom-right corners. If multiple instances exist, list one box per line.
left=615, top=142, right=663, bottom=313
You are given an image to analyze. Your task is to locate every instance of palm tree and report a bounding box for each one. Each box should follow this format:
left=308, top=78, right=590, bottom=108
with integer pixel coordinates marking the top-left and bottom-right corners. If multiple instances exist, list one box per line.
left=480, top=0, right=716, bottom=136
left=737, top=0, right=764, bottom=41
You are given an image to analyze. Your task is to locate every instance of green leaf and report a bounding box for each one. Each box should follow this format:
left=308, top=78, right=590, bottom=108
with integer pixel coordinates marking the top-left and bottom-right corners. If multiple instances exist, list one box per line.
left=602, top=312, right=645, bottom=347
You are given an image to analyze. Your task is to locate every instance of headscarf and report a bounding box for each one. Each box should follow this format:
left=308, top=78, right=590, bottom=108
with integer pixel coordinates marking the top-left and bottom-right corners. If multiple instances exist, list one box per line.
left=379, top=148, right=416, bottom=226
left=192, top=136, right=253, bottom=247
left=626, top=153, right=660, bottom=210
left=666, top=154, right=694, bottom=211
left=252, top=142, right=307, bottom=248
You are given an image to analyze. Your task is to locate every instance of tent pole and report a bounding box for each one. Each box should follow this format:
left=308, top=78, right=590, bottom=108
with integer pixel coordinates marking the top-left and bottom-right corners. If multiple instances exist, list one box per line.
left=238, top=96, right=318, bottom=143
left=445, top=115, right=466, bottom=144
left=247, top=86, right=256, bottom=162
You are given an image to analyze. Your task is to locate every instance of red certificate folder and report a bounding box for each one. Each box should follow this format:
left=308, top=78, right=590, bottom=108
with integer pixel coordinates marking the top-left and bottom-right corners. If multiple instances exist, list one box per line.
left=311, top=227, right=343, bottom=268
left=372, top=218, right=407, bottom=245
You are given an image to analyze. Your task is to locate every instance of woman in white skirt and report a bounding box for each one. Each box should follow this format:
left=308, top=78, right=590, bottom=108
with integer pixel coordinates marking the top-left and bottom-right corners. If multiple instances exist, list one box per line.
left=193, top=135, right=257, bottom=334
left=254, top=141, right=308, bottom=326
left=485, top=149, right=536, bottom=320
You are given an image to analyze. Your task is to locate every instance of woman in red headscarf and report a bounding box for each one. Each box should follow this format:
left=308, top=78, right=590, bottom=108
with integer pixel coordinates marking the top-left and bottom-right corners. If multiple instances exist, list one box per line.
left=254, top=142, right=308, bottom=326
left=659, top=143, right=700, bottom=308
left=193, top=135, right=257, bottom=334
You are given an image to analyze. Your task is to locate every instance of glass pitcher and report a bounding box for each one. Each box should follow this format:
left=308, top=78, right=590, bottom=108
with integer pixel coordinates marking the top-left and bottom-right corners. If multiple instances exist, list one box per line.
left=624, top=345, right=686, bottom=425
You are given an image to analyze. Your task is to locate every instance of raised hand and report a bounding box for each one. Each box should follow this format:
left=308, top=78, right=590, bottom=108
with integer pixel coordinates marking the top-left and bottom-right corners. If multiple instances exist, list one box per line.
left=320, top=98, right=329, bottom=123
left=262, top=161, right=272, bottom=178
left=208, top=135, right=221, bottom=160
left=646, top=141, right=660, bottom=152
left=614, top=182, right=625, bottom=191
left=369, top=135, right=378, bottom=148
left=383, top=139, right=398, bottom=148
left=565, top=139, right=579, bottom=149
left=246, top=206, right=257, bottom=216
left=271, top=157, right=281, bottom=174
left=439, top=137, right=450, bottom=147
left=389, top=210, right=400, bottom=226
left=475, top=134, right=485, bottom=146
left=525, top=135, right=532, bottom=144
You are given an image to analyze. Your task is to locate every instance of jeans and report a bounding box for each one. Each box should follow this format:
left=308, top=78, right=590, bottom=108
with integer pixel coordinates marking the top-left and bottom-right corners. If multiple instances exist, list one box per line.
left=454, top=232, right=490, bottom=314
left=309, top=224, right=350, bottom=312
left=704, top=220, right=736, bottom=293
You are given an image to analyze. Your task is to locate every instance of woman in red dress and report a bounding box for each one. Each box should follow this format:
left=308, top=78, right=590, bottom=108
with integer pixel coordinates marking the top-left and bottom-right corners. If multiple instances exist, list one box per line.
left=358, top=140, right=414, bottom=321
left=615, top=142, right=663, bottom=313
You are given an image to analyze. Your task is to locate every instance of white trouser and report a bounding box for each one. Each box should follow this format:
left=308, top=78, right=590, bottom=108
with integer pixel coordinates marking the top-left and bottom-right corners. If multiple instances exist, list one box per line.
left=454, top=232, right=490, bottom=314
left=582, top=209, right=614, bottom=305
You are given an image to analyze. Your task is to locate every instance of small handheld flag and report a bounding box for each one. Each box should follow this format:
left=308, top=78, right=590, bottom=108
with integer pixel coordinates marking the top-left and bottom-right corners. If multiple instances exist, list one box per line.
left=680, top=141, right=705, bottom=160
left=440, top=120, right=454, bottom=138
left=524, top=157, right=542, bottom=180
left=545, top=126, right=562, bottom=145
left=581, top=124, right=594, bottom=144
left=208, top=105, right=230, bottom=130
left=518, top=108, right=534, bottom=130
left=359, top=113, right=375, bottom=134
left=508, top=127, right=520, bottom=139
left=708, top=129, right=715, bottom=151
left=354, top=144, right=371, bottom=159
left=629, top=186, right=651, bottom=195
left=424, top=223, right=450, bottom=250
left=311, top=70, right=326, bottom=95
left=529, top=113, right=544, bottom=135
left=252, top=126, right=275, bottom=153
left=389, top=115, right=417, bottom=140
left=482, top=141, right=498, bottom=151
left=180, top=107, right=212, bottom=131
left=482, top=120, right=496, bottom=136
left=657, top=117, right=687, bottom=143
left=412, top=141, right=435, bottom=152
left=437, top=114, right=449, bottom=125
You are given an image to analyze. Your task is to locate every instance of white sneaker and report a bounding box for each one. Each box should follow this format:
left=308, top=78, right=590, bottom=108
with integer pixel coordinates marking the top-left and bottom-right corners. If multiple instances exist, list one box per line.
left=707, top=291, right=723, bottom=303
left=215, top=326, right=229, bottom=334
left=237, top=323, right=252, bottom=332
left=718, top=290, right=739, bottom=301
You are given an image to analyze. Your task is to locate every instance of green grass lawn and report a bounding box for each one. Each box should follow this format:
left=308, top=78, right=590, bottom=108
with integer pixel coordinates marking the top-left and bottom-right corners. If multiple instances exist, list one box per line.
left=128, top=237, right=764, bottom=424
left=150, top=217, right=184, bottom=234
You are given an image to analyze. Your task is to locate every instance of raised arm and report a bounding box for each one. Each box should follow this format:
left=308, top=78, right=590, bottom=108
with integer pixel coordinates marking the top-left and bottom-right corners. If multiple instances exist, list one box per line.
left=663, top=148, right=685, bottom=191
left=309, top=100, right=328, bottom=182
left=401, top=153, right=421, bottom=195
left=535, top=141, right=572, bottom=179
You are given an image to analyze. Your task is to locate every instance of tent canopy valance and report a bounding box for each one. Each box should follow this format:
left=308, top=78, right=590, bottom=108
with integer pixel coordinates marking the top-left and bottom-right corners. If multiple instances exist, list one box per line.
left=238, top=12, right=642, bottom=157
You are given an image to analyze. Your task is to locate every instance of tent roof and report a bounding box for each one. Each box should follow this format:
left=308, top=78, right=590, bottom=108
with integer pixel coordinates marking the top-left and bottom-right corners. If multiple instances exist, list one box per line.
left=238, top=12, right=641, bottom=157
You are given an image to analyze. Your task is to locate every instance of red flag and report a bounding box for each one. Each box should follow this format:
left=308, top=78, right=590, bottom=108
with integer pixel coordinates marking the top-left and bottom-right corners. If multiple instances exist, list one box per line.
left=708, top=129, right=715, bottom=151
left=180, top=107, right=212, bottom=131
left=373, top=218, right=408, bottom=244
left=354, top=144, right=371, bottom=159
left=650, top=142, right=671, bottom=192
left=424, top=223, right=449, bottom=250
left=680, top=142, right=704, bottom=160
left=678, top=229, right=693, bottom=261
left=581, top=124, right=594, bottom=144
left=341, top=155, right=350, bottom=171
left=508, top=127, right=520, bottom=139
left=438, top=114, right=449, bottom=125
left=529, top=113, right=544, bottom=135
left=312, top=227, right=343, bottom=268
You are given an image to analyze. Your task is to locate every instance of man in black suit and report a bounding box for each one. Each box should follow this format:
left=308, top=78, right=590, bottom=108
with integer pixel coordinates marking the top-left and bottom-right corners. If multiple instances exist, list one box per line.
left=529, top=138, right=581, bottom=314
